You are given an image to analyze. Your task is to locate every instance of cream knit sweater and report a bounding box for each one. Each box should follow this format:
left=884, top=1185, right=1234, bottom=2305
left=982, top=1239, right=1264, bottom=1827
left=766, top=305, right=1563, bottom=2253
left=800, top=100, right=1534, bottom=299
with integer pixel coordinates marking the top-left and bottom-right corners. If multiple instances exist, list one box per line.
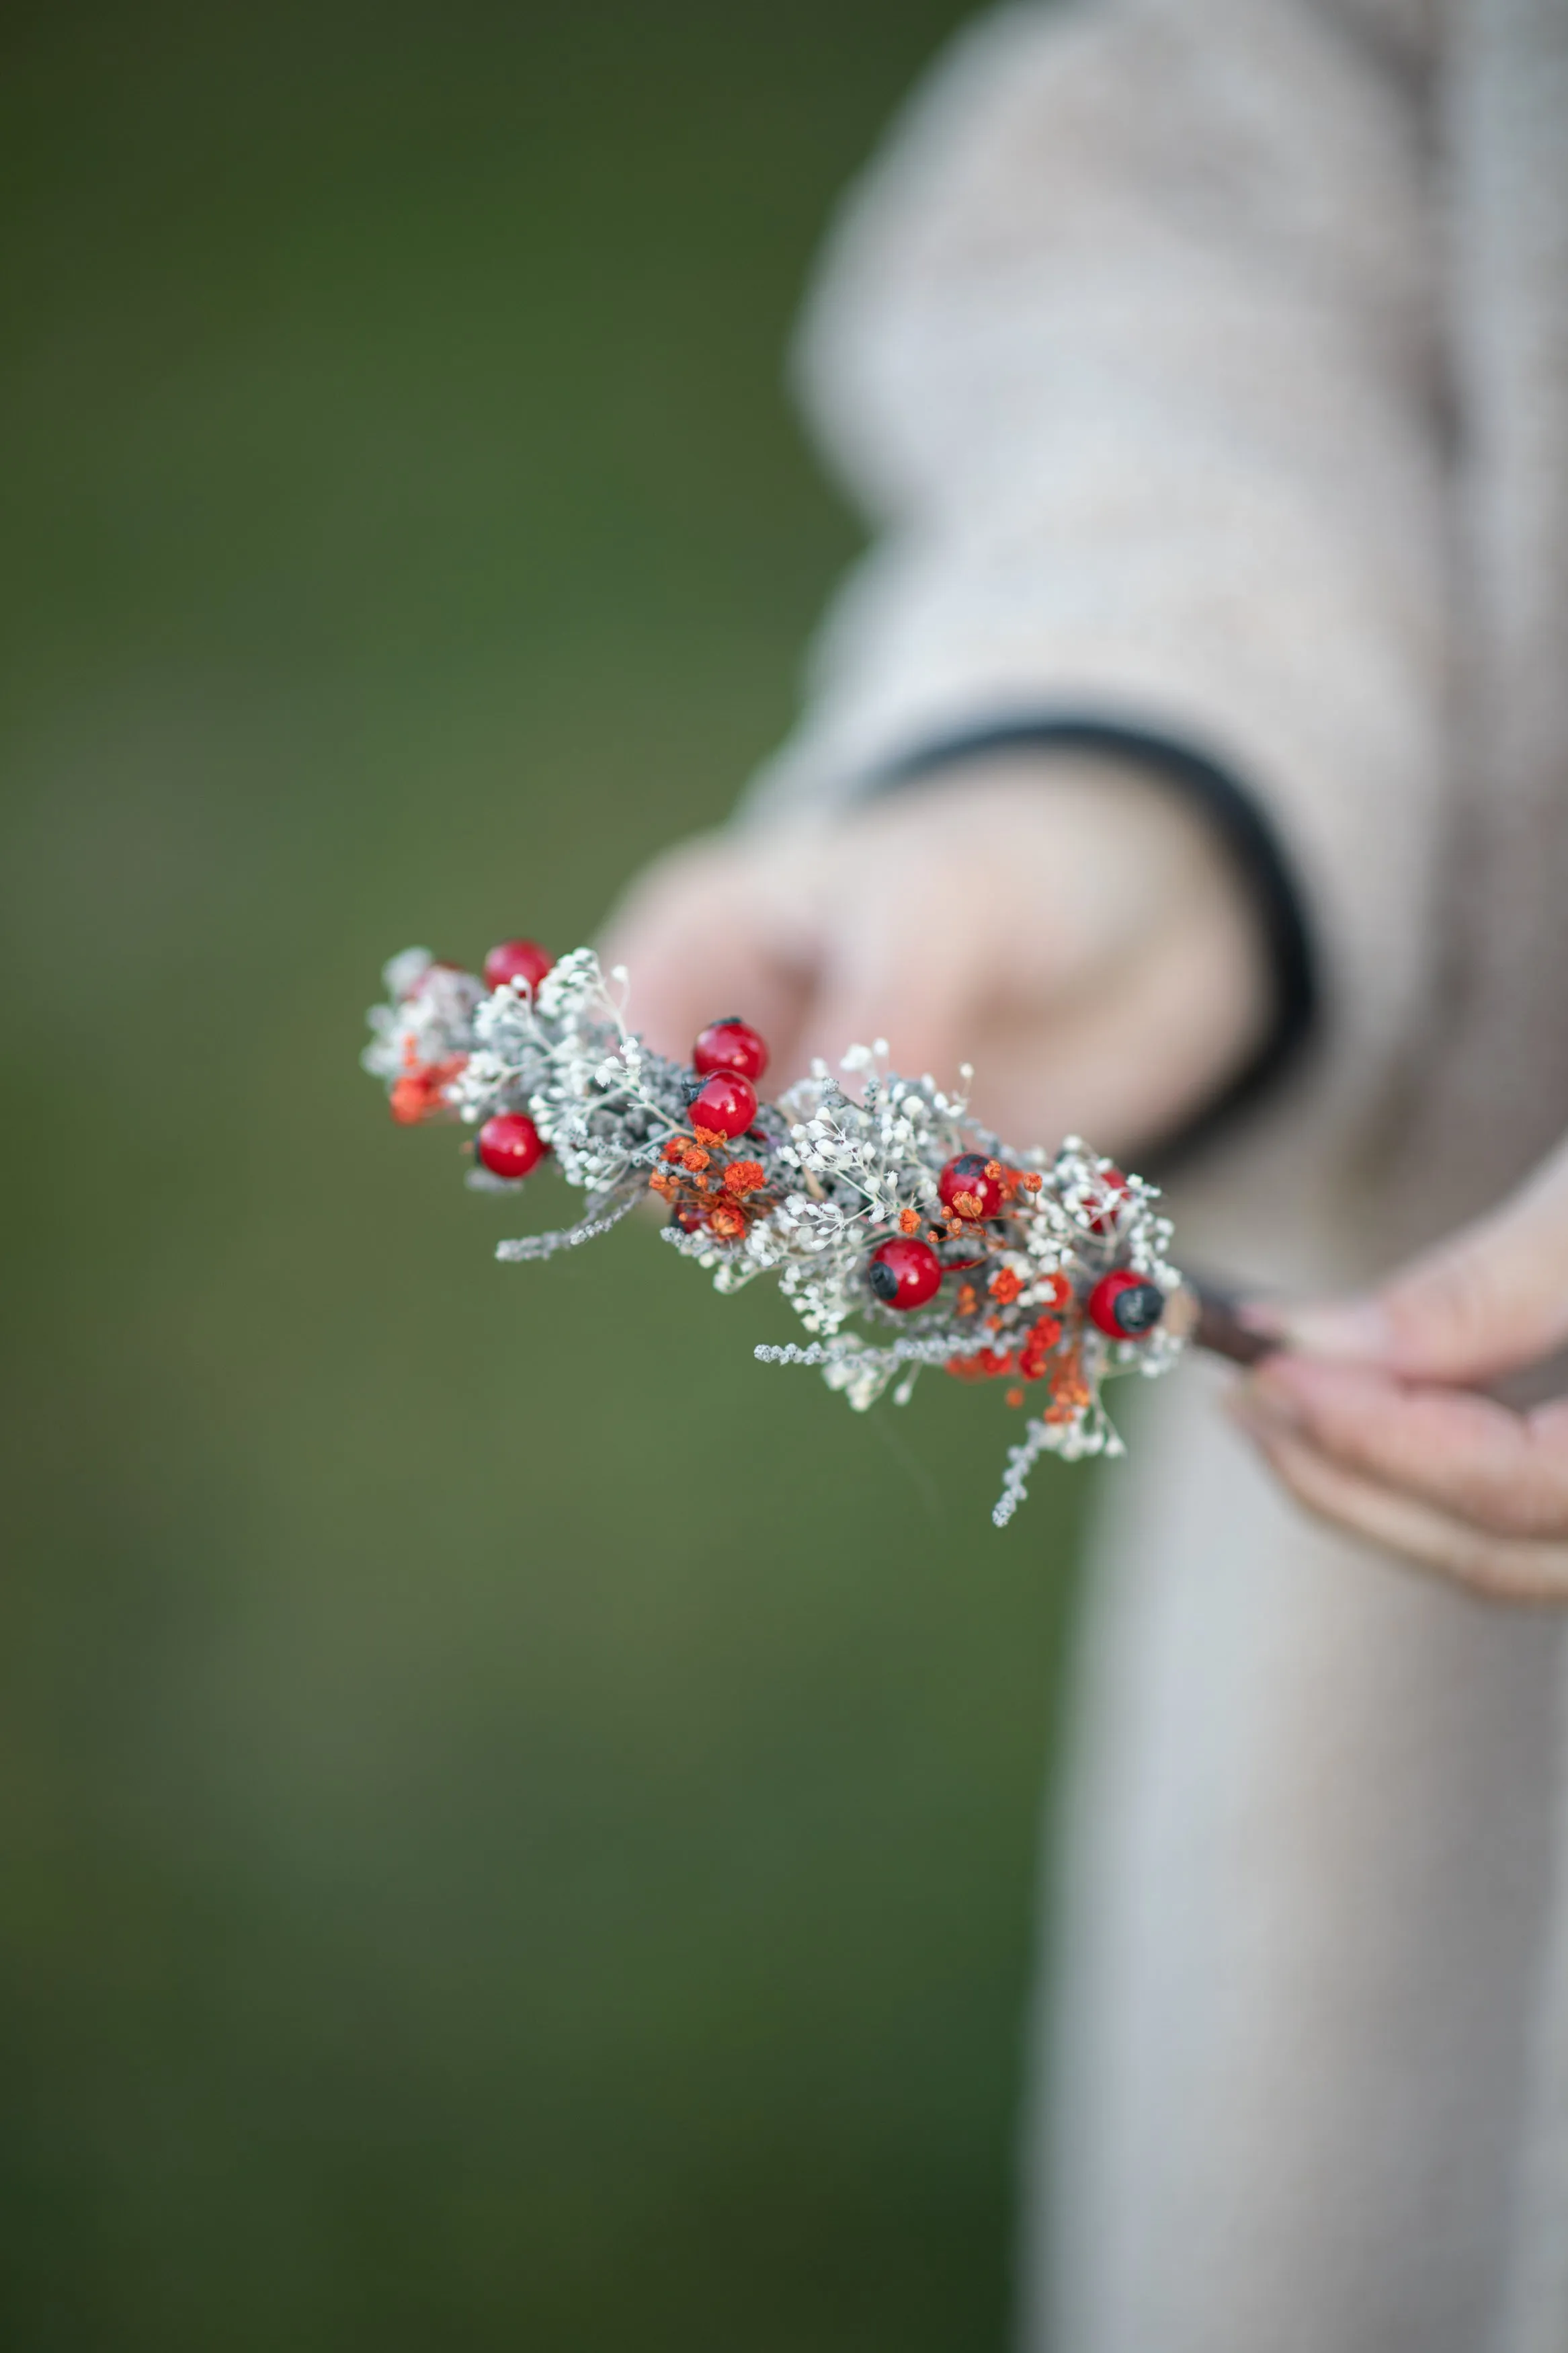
left=749, top=5, right=1568, bottom=2346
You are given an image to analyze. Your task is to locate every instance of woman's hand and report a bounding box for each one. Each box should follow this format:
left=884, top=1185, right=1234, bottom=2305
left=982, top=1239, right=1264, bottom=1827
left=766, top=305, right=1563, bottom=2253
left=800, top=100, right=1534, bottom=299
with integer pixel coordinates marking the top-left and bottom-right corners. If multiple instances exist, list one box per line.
left=1230, top=1138, right=1568, bottom=1601
left=600, top=758, right=1270, bottom=1160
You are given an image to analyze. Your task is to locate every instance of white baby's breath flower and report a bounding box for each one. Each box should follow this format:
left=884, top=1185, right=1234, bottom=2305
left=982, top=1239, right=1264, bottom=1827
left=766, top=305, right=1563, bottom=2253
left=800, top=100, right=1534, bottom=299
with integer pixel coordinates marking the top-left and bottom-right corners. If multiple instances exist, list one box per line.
left=364, top=936, right=1187, bottom=1523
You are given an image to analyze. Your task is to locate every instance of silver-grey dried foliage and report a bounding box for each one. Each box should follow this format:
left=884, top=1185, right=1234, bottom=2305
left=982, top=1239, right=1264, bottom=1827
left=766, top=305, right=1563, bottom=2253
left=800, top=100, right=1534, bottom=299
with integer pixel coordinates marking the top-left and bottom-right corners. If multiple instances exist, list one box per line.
left=364, top=947, right=1186, bottom=1524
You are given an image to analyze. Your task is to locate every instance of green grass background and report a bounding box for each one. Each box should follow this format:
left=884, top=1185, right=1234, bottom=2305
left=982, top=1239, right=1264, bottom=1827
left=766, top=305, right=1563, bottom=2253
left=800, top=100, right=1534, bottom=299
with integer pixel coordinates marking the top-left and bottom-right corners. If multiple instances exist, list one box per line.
left=0, top=6, right=1090, bottom=2344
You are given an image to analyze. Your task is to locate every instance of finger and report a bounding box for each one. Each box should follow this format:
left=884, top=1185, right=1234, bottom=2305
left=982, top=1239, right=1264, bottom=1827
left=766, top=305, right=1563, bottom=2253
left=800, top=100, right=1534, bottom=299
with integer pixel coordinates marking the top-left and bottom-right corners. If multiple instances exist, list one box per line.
left=1236, top=1414, right=1568, bottom=1605
left=1243, top=1359, right=1568, bottom=1540
left=599, top=839, right=814, bottom=1066
left=798, top=957, right=970, bottom=1096
left=1275, top=1133, right=1568, bottom=1382
left=792, top=863, right=976, bottom=1091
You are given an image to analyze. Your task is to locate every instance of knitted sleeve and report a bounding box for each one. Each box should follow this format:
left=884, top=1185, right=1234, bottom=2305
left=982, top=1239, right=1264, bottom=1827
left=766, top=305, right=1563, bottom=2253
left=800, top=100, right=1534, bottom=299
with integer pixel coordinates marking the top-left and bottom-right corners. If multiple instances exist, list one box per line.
left=745, top=0, right=1448, bottom=1146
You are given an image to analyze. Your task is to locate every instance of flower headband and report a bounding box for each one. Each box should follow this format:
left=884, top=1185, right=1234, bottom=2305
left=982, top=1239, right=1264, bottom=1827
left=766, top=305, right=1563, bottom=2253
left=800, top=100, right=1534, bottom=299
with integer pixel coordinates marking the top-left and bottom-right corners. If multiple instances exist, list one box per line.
left=363, top=934, right=1217, bottom=1525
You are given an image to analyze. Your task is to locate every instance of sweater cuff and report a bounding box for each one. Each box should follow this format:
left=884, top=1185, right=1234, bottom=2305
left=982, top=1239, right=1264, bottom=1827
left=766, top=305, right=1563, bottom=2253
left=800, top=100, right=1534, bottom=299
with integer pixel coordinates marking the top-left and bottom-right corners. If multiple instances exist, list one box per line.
left=868, top=715, right=1317, bottom=1162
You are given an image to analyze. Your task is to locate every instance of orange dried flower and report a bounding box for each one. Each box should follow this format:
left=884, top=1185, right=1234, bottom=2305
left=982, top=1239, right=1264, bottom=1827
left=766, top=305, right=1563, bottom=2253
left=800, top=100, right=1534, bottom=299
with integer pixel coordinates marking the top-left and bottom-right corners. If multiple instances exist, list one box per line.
left=1018, top=1310, right=1065, bottom=1382
left=708, top=1205, right=745, bottom=1240
left=692, top=1125, right=726, bottom=1150
left=988, top=1267, right=1022, bottom=1306
left=388, top=1054, right=466, bottom=1125
left=956, top=1283, right=979, bottom=1316
left=1047, top=1347, right=1092, bottom=1418
left=898, top=1206, right=921, bottom=1236
left=662, top=1138, right=685, bottom=1161
left=950, top=1189, right=985, bottom=1221
left=1020, top=1171, right=1043, bottom=1193
left=723, top=1159, right=766, bottom=1197
left=985, top=1160, right=1003, bottom=1181
left=681, top=1144, right=710, bottom=1172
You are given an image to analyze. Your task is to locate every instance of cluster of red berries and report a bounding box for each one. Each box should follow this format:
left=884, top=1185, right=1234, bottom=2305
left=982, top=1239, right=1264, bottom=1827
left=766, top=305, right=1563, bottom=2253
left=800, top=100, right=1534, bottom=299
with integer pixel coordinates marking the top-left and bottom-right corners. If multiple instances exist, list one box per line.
left=866, top=1155, right=1160, bottom=1343
left=649, top=1018, right=772, bottom=1238
left=471, top=939, right=559, bottom=1179
left=864, top=1150, right=1164, bottom=1423
left=393, top=936, right=563, bottom=1164
left=685, top=1016, right=768, bottom=1141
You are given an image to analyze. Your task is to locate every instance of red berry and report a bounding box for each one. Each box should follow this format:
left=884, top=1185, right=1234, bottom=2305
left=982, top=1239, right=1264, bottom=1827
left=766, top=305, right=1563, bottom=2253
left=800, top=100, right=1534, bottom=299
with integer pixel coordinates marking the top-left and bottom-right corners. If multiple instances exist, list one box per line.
left=693, top=1016, right=768, bottom=1083
left=938, top=1153, right=1005, bottom=1222
left=477, top=1112, right=547, bottom=1179
left=868, top=1238, right=942, bottom=1310
left=1087, top=1270, right=1165, bottom=1339
left=687, top=1071, right=757, bottom=1140
left=1081, top=1165, right=1130, bottom=1235
left=483, top=939, right=554, bottom=994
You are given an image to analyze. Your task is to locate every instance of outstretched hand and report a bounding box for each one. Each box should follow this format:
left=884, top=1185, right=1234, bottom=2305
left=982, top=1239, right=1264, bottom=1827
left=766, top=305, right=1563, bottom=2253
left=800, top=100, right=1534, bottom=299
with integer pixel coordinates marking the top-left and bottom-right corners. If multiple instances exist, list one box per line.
left=600, top=758, right=1269, bottom=1160
left=1231, top=1138, right=1568, bottom=1601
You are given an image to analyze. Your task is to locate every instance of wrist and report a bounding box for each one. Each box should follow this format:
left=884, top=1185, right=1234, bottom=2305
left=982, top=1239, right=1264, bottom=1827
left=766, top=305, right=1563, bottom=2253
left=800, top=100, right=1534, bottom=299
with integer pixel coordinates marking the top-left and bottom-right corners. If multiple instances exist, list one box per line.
left=866, top=716, right=1315, bottom=1156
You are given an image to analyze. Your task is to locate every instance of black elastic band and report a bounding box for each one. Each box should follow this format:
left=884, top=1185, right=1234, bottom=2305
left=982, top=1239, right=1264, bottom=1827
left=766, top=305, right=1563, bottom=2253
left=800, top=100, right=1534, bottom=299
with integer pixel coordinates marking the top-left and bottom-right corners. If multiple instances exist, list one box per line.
left=870, top=715, right=1317, bottom=1164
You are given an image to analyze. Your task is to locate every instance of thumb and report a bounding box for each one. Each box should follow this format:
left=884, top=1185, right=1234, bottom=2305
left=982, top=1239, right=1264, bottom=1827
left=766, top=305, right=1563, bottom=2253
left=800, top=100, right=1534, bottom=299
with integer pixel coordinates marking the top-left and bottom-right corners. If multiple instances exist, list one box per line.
left=1275, top=1134, right=1568, bottom=1382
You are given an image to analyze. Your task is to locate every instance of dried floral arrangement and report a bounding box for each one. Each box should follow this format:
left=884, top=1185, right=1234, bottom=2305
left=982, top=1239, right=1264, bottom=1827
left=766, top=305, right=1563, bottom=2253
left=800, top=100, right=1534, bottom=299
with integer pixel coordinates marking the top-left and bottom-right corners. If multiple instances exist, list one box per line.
left=363, top=937, right=1191, bottom=1525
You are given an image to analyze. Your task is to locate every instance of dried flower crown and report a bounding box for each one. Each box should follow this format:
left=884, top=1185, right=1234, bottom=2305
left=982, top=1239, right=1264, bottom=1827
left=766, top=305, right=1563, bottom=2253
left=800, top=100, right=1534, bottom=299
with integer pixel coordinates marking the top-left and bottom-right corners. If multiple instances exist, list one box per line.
left=363, top=938, right=1188, bottom=1525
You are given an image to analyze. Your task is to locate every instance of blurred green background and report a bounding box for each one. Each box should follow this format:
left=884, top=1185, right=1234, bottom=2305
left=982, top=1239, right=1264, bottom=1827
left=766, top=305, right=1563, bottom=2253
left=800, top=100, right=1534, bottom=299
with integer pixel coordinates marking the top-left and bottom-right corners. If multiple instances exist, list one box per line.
left=0, top=5, right=1090, bottom=2345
